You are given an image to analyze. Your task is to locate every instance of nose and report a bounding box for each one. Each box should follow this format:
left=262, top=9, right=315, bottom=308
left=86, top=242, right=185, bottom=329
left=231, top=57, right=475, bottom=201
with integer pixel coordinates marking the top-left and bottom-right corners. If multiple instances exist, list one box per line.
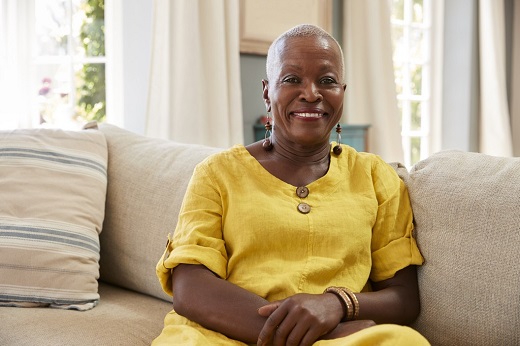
left=300, top=82, right=323, bottom=103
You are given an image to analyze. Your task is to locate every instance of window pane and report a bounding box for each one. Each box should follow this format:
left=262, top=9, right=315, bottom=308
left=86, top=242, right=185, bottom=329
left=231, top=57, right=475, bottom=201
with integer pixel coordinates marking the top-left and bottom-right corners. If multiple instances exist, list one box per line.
left=76, top=63, right=106, bottom=122
left=412, top=0, right=424, bottom=23
left=391, top=0, right=405, bottom=21
left=410, top=64, right=422, bottom=95
left=36, top=0, right=70, bottom=56
left=397, top=99, right=404, bottom=127
left=411, top=137, right=421, bottom=165
left=36, top=63, right=75, bottom=126
left=411, top=100, right=422, bottom=130
left=77, top=0, right=105, bottom=57
left=409, top=28, right=425, bottom=62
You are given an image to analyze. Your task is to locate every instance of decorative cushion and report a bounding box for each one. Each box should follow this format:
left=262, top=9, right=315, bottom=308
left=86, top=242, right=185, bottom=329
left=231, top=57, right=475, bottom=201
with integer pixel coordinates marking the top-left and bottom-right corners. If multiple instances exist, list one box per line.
left=0, top=127, right=107, bottom=310
left=401, top=150, right=520, bottom=346
left=97, top=124, right=221, bottom=301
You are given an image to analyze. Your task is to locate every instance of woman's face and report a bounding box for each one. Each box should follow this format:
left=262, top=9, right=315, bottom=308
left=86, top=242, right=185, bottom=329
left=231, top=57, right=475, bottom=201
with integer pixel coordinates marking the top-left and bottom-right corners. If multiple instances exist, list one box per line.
left=263, top=36, right=346, bottom=148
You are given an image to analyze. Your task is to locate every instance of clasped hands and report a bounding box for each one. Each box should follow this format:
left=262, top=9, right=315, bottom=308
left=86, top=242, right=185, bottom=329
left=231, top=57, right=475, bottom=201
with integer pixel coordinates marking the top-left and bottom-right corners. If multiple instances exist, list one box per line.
left=256, top=293, right=375, bottom=346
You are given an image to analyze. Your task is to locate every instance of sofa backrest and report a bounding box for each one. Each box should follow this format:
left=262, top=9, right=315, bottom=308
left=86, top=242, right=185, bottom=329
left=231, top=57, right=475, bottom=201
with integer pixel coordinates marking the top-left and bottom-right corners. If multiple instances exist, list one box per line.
left=98, top=124, right=221, bottom=301
left=397, top=150, right=520, bottom=346
left=98, top=124, right=520, bottom=345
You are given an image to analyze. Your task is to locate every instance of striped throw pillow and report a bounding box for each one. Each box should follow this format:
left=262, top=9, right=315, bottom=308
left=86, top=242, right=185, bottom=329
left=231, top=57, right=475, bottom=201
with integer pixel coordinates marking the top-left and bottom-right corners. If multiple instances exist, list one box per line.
left=0, top=127, right=107, bottom=311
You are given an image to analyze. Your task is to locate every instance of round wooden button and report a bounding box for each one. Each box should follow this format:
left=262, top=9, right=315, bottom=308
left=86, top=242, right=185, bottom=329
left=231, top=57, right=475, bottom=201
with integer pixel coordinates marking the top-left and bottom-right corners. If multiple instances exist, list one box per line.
left=297, top=203, right=311, bottom=214
left=296, top=186, right=309, bottom=198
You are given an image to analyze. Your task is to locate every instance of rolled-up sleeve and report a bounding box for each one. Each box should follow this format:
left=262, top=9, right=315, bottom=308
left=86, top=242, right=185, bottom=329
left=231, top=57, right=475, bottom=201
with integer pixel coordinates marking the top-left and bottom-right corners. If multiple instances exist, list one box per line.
left=156, top=162, right=228, bottom=296
left=369, top=159, right=424, bottom=282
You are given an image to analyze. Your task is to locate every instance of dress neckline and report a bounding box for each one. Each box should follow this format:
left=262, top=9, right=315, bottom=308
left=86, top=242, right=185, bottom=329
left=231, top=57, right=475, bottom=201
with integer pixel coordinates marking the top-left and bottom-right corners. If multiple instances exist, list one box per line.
left=233, top=144, right=344, bottom=192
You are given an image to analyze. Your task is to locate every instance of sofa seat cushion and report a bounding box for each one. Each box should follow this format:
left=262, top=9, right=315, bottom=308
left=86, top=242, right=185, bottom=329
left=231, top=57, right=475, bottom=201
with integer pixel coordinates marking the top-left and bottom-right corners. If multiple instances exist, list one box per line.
left=0, top=282, right=172, bottom=346
left=402, top=150, right=520, bottom=346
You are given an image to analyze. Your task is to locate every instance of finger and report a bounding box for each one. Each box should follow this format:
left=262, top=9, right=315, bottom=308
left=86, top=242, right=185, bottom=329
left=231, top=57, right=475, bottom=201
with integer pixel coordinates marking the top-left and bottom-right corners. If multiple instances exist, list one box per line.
left=283, top=321, right=311, bottom=346
left=257, top=302, right=280, bottom=317
left=257, top=306, right=288, bottom=346
left=272, top=315, right=298, bottom=346
left=298, top=324, right=324, bottom=346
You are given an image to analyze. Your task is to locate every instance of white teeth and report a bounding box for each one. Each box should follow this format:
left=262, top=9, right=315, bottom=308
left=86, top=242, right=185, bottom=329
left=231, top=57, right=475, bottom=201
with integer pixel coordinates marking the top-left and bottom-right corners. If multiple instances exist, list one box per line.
left=294, top=113, right=322, bottom=118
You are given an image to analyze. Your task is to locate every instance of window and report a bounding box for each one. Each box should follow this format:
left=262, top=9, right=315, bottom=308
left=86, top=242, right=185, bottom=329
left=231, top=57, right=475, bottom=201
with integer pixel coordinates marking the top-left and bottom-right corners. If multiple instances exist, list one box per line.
left=36, top=0, right=105, bottom=128
left=390, top=0, right=432, bottom=166
left=0, top=0, right=105, bottom=130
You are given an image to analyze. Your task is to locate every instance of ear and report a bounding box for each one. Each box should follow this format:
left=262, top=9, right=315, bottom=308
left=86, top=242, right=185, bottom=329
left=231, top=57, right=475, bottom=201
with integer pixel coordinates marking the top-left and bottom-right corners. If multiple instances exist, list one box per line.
left=343, top=83, right=347, bottom=92
left=262, top=79, right=271, bottom=112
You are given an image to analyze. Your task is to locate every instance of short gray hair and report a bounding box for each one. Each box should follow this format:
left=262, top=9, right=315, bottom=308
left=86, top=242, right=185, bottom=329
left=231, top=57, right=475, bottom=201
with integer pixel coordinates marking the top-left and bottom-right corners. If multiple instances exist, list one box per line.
left=265, top=24, right=345, bottom=82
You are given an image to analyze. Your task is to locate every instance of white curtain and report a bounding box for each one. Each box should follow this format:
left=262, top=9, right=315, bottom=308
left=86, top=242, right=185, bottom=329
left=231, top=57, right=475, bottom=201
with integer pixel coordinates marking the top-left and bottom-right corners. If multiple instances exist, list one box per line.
left=0, top=0, right=34, bottom=129
left=146, top=0, right=243, bottom=148
left=342, top=0, right=404, bottom=163
left=478, top=0, right=513, bottom=156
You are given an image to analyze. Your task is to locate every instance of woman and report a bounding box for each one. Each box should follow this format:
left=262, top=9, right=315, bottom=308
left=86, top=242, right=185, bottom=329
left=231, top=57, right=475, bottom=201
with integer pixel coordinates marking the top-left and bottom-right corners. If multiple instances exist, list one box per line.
left=153, top=24, right=429, bottom=345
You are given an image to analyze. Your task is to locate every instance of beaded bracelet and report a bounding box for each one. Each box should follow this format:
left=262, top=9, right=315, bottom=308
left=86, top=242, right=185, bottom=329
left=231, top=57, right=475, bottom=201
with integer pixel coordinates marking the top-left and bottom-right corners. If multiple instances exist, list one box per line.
left=323, top=286, right=354, bottom=322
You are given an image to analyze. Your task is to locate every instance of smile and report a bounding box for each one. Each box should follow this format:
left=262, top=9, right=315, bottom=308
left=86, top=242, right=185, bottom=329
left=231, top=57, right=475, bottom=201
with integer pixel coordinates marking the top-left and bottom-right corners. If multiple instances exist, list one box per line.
left=293, top=112, right=324, bottom=118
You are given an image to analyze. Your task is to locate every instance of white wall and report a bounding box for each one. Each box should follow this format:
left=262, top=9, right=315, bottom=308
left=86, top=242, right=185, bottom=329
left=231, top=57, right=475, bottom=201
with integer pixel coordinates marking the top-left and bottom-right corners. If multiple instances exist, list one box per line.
left=106, top=0, right=153, bottom=135
left=441, top=0, right=479, bottom=152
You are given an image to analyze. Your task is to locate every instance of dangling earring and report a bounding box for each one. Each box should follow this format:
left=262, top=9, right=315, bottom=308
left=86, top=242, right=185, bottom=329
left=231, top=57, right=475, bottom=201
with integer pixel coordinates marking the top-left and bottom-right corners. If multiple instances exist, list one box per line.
left=333, top=123, right=342, bottom=155
left=263, top=113, right=273, bottom=151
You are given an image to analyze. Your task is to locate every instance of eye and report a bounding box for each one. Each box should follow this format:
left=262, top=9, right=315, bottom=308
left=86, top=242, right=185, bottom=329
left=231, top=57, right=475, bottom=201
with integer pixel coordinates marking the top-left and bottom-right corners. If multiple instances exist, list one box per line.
left=320, top=77, right=337, bottom=84
left=282, top=76, right=299, bottom=84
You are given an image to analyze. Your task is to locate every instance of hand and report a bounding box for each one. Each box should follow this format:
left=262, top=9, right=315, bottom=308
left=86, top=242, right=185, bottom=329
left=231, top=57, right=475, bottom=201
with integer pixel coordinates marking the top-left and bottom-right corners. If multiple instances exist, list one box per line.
left=256, top=293, right=343, bottom=346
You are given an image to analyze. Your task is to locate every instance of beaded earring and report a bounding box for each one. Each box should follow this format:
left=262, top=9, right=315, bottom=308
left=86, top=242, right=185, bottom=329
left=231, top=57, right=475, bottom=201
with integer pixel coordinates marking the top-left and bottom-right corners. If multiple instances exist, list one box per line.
left=262, top=113, right=273, bottom=151
left=333, top=123, right=343, bottom=155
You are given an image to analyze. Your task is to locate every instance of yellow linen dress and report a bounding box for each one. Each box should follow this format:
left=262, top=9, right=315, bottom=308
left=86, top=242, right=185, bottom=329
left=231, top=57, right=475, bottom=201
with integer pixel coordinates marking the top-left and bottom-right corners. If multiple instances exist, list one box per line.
left=153, top=144, right=428, bottom=345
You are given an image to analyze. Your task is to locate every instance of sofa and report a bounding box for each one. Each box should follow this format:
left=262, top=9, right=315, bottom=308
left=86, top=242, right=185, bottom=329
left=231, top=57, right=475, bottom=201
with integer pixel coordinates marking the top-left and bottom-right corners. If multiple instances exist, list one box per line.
left=0, top=123, right=518, bottom=346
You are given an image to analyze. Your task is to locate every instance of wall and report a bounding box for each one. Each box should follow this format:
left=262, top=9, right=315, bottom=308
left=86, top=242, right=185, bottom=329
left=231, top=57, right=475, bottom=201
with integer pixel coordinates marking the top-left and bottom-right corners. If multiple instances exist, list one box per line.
left=441, top=0, right=479, bottom=152
left=240, top=55, right=267, bottom=145
left=107, top=0, right=152, bottom=135
left=121, top=0, right=152, bottom=134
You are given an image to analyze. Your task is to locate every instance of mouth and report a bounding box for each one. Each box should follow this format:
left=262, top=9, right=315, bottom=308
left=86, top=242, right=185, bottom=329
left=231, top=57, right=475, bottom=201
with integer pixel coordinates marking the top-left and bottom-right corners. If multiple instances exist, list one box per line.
left=292, top=112, right=326, bottom=119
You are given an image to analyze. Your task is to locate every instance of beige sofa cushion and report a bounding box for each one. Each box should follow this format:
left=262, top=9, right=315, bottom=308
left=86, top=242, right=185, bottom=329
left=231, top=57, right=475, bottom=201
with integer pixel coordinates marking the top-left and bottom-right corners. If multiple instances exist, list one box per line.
left=0, top=128, right=107, bottom=310
left=98, top=124, right=221, bottom=301
left=402, top=150, right=520, bottom=346
left=0, top=282, right=171, bottom=346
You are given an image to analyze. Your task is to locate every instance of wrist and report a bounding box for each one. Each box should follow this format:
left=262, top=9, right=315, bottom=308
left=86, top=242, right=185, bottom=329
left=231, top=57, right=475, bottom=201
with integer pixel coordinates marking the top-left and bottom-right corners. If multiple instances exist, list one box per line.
left=323, top=291, right=346, bottom=324
left=323, top=286, right=359, bottom=322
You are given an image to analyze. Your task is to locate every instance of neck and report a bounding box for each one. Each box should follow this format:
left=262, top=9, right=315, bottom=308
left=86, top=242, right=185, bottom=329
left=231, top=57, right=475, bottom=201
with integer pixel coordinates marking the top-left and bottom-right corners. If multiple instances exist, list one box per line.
left=270, top=134, right=331, bottom=166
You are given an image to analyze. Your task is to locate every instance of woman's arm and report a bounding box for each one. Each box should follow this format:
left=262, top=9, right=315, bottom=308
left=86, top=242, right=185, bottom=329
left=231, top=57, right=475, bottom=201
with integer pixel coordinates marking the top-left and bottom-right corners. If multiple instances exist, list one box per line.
left=171, top=264, right=269, bottom=344
left=355, top=265, right=420, bottom=325
left=173, top=264, right=348, bottom=345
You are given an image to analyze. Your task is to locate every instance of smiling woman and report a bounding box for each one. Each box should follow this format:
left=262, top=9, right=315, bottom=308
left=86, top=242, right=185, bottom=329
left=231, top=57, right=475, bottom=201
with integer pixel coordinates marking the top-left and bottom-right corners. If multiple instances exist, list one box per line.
left=152, top=24, right=429, bottom=346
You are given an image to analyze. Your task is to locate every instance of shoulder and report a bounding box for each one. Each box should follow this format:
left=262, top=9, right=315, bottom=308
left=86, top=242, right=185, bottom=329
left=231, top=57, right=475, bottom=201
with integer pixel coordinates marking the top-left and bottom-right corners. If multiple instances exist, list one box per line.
left=337, top=145, right=401, bottom=193
left=339, top=145, right=395, bottom=175
left=199, top=144, right=243, bottom=163
left=195, top=144, right=252, bottom=175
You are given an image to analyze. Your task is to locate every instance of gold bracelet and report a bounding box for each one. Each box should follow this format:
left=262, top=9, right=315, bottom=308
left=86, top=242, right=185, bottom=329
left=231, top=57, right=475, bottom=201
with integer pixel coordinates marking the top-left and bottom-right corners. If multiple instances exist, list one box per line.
left=341, top=287, right=360, bottom=320
left=323, top=286, right=353, bottom=322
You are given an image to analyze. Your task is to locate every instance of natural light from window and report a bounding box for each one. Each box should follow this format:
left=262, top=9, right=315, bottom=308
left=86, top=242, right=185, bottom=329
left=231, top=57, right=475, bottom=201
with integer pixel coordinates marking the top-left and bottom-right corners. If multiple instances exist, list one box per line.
left=0, top=0, right=105, bottom=130
left=36, top=0, right=106, bottom=129
left=390, top=0, right=432, bottom=166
